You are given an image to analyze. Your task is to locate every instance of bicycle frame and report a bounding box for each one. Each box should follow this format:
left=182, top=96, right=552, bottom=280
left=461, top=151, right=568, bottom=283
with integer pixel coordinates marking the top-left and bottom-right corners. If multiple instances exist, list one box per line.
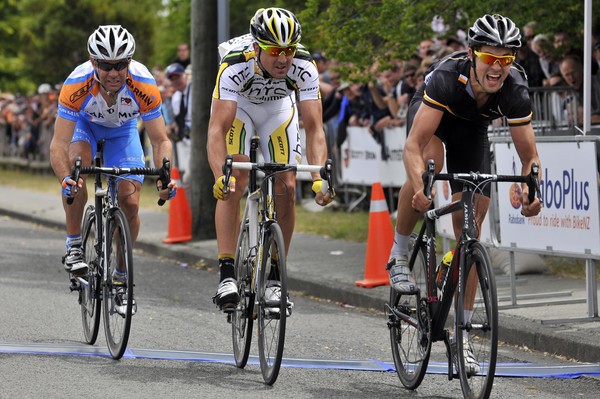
left=231, top=137, right=332, bottom=311
left=413, top=184, right=476, bottom=342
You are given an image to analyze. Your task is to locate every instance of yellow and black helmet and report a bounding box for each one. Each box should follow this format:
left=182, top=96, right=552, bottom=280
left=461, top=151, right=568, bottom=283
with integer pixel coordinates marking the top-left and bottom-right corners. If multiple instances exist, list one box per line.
left=249, top=7, right=301, bottom=47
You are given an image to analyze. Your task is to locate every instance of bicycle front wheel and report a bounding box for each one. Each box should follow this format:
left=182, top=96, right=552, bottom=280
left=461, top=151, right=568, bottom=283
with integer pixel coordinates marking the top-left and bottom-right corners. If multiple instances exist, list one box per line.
left=456, top=241, right=498, bottom=399
left=231, top=219, right=254, bottom=368
left=102, top=208, right=134, bottom=360
left=389, top=232, right=431, bottom=390
left=257, top=222, right=287, bottom=385
left=80, top=205, right=101, bottom=345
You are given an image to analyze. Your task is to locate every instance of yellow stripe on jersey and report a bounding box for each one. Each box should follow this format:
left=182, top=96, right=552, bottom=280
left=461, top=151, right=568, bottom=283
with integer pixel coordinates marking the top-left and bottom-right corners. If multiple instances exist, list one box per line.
left=507, top=112, right=533, bottom=125
left=226, top=117, right=247, bottom=155
left=213, top=62, right=230, bottom=99
left=268, top=106, right=295, bottom=163
left=423, top=90, right=457, bottom=116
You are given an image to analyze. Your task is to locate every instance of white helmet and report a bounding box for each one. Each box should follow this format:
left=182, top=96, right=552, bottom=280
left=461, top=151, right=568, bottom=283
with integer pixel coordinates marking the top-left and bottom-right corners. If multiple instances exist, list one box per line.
left=37, top=83, right=52, bottom=94
left=87, top=25, right=136, bottom=60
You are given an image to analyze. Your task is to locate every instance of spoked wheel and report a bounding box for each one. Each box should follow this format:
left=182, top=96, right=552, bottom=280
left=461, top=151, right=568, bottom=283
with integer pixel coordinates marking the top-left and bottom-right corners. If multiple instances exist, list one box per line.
left=257, top=222, right=287, bottom=385
left=80, top=205, right=101, bottom=345
left=388, top=233, right=431, bottom=389
left=456, top=242, right=498, bottom=399
left=102, top=209, right=134, bottom=360
left=231, top=219, right=254, bottom=368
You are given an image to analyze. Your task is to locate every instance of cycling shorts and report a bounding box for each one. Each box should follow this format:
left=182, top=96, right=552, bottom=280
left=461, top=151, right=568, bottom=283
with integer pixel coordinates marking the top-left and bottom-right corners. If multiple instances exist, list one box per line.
left=225, top=96, right=302, bottom=165
left=407, top=101, right=491, bottom=196
left=72, top=117, right=146, bottom=184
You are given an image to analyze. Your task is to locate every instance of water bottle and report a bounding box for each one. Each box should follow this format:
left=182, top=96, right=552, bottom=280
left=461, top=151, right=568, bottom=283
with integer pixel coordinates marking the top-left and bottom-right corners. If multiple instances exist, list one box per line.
left=436, top=250, right=454, bottom=291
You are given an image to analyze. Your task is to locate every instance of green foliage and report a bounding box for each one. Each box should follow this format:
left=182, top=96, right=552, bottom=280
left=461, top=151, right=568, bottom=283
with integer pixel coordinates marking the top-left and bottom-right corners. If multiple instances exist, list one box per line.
left=1, top=0, right=162, bottom=94
left=299, top=0, right=599, bottom=78
left=1, top=0, right=599, bottom=93
left=152, top=0, right=191, bottom=69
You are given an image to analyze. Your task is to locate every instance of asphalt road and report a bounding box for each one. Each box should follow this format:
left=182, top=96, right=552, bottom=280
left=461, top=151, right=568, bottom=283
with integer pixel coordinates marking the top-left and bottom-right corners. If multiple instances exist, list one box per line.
left=1, top=216, right=599, bottom=399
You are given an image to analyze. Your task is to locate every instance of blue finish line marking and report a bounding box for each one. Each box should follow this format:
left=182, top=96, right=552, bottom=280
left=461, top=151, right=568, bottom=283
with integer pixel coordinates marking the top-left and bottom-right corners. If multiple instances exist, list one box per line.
left=1, top=342, right=599, bottom=378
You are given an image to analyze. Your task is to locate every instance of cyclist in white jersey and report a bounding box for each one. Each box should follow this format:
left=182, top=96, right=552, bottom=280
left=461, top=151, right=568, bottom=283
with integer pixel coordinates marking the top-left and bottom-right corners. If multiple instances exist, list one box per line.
left=208, top=8, right=334, bottom=310
left=50, top=25, right=176, bottom=286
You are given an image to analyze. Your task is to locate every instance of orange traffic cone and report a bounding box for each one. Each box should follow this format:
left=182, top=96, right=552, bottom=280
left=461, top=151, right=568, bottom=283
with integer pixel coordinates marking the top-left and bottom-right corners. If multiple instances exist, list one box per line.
left=162, top=166, right=192, bottom=244
left=355, top=182, right=394, bottom=288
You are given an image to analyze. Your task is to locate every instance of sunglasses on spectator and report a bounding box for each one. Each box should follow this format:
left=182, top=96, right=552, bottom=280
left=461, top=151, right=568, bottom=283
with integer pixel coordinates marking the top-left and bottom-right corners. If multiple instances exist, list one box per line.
left=258, top=43, right=297, bottom=57
left=403, top=72, right=416, bottom=78
left=473, top=50, right=515, bottom=66
left=95, top=59, right=130, bottom=72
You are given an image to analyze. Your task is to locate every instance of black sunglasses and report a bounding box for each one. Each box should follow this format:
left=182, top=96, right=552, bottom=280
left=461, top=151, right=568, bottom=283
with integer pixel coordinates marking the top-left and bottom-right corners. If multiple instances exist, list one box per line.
left=95, top=59, right=129, bottom=72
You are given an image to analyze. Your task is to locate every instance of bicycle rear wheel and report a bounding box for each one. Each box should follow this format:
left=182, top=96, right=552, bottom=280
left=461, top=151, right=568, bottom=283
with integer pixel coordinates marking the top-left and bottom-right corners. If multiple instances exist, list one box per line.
left=102, top=208, right=134, bottom=360
left=257, top=222, right=287, bottom=385
left=456, top=241, right=497, bottom=399
left=80, top=205, right=101, bottom=345
left=231, top=219, right=254, bottom=368
left=388, top=233, right=431, bottom=389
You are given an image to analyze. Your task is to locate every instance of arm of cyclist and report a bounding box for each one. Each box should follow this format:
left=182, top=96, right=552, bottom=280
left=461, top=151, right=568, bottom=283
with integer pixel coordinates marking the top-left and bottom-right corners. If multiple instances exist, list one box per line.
left=510, top=124, right=542, bottom=217
left=144, top=115, right=177, bottom=201
left=404, top=104, right=444, bottom=212
left=298, top=99, right=333, bottom=206
left=207, top=98, right=237, bottom=201
left=50, top=116, right=84, bottom=198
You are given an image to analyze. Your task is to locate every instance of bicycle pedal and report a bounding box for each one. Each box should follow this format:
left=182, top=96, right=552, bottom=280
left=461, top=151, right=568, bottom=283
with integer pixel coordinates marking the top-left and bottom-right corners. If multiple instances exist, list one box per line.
left=69, top=280, right=81, bottom=292
left=220, top=303, right=236, bottom=314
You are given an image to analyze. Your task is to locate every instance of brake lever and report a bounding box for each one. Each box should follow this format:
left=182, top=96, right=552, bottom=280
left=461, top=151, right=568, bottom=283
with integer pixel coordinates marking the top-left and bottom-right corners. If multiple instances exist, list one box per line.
left=422, top=159, right=436, bottom=200
left=66, top=157, right=82, bottom=205
left=222, top=155, right=233, bottom=195
left=157, top=157, right=171, bottom=206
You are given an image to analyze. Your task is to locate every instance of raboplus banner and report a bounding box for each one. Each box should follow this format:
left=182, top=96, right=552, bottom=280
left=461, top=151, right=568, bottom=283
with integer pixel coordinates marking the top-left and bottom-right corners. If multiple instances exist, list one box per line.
left=493, top=139, right=600, bottom=257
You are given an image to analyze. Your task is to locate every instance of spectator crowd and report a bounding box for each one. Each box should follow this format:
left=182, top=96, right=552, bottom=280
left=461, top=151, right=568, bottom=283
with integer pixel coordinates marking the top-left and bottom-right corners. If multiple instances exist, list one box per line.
left=2, top=23, right=600, bottom=178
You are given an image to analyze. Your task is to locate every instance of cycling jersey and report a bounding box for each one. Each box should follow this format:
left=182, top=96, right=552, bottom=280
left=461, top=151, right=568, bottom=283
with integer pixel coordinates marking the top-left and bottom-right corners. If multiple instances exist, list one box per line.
left=57, top=60, right=162, bottom=183
left=414, top=50, right=532, bottom=127
left=408, top=50, right=533, bottom=196
left=57, top=60, right=162, bottom=128
left=213, top=34, right=320, bottom=164
left=214, top=34, right=320, bottom=105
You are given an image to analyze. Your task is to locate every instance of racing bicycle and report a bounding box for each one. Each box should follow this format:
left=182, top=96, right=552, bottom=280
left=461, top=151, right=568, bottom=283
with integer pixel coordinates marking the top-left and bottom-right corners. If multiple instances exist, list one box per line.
left=68, top=140, right=171, bottom=359
left=222, top=136, right=334, bottom=385
left=386, top=159, right=540, bottom=399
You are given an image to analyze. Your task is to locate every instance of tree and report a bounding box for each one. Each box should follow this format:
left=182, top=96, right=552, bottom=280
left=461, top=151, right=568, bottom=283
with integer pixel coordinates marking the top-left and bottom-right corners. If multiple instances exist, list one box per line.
left=190, top=0, right=218, bottom=239
left=299, top=0, right=599, bottom=78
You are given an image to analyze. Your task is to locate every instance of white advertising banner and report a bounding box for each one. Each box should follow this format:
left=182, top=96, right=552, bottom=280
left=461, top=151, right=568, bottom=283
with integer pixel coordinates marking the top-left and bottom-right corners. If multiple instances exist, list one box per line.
left=493, top=140, right=600, bottom=257
left=339, top=126, right=407, bottom=186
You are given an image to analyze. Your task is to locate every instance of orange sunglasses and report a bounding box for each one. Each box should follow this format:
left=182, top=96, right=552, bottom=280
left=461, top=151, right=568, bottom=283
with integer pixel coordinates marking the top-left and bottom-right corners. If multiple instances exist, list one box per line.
left=473, top=50, right=515, bottom=66
left=258, top=43, right=297, bottom=57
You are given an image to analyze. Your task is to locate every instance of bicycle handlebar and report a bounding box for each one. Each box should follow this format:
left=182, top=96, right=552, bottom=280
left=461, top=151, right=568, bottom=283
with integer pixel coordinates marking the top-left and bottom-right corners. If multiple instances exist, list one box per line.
left=67, top=156, right=171, bottom=206
left=421, top=159, right=542, bottom=203
left=221, top=157, right=335, bottom=197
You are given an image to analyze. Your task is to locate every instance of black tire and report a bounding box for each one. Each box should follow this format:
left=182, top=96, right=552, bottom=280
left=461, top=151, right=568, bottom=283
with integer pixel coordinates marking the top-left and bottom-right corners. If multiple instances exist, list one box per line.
left=257, top=222, right=287, bottom=385
left=102, top=208, right=134, bottom=360
left=456, top=241, right=498, bottom=399
left=232, top=219, right=254, bottom=368
left=80, top=205, right=101, bottom=345
left=389, top=233, right=431, bottom=389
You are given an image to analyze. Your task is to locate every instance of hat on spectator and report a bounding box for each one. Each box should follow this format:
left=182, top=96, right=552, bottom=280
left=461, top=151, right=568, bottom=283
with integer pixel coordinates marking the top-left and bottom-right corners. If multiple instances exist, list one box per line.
left=337, top=81, right=351, bottom=92
left=38, top=83, right=52, bottom=94
left=165, top=63, right=185, bottom=79
left=311, top=52, right=327, bottom=62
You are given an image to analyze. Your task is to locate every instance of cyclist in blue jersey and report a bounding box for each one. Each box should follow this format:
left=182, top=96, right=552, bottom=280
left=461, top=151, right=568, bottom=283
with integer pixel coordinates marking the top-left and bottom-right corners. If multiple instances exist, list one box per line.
left=50, top=25, right=176, bottom=284
left=385, top=14, right=543, bottom=374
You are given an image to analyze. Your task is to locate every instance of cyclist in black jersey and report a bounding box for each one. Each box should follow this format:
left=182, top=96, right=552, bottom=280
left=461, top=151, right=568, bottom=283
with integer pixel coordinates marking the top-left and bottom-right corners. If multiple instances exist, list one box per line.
left=385, top=14, right=543, bottom=374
